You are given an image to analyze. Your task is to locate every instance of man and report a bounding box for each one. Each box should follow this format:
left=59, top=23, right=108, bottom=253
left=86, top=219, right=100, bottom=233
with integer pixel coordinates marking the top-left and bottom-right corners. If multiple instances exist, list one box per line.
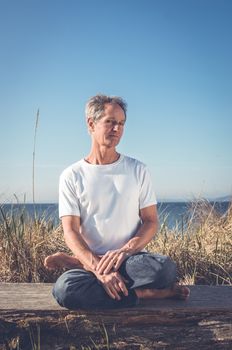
left=45, top=94, right=190, bottom=309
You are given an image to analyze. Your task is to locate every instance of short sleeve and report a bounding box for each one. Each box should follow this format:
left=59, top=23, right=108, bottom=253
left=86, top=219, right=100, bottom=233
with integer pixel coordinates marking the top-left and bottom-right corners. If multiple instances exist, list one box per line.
left=139, top=166, right=157, bottom=209
left=59, top=170, right=80, bottom=218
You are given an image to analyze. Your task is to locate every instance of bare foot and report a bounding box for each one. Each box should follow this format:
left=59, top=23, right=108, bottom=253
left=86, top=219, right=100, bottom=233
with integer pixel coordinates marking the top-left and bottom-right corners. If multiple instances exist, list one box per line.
left=44, top=252, right=82, bottom=270
left=135, top=284, right=190, bottom=300
left=170, top=284, right=190, bottom=300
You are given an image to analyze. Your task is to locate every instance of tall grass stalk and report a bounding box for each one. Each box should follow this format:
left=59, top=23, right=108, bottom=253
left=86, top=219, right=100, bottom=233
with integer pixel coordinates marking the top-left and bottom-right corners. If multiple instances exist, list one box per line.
left=29, top=324, right=41, bottom=350
left=32, top=109, right=39, bottom=205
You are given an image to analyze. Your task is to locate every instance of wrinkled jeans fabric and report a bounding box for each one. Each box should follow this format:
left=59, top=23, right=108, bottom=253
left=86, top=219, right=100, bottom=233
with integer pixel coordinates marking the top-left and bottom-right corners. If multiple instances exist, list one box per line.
left=53, top=252, right=176, bottom=310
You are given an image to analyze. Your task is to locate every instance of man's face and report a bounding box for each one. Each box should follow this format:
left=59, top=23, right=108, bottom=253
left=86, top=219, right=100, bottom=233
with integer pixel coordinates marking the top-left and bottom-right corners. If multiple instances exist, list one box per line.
left=89, top=103, right=126, bottom=148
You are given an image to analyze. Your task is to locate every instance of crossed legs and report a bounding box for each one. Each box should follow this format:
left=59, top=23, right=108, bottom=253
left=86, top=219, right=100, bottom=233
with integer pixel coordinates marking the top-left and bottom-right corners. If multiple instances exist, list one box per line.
left=45, top=252, right=190, bottom=308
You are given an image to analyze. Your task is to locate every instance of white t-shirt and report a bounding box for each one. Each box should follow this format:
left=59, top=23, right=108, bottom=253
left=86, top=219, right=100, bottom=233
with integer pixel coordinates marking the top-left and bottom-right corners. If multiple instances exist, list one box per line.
left=59, top=154, right=157, bottom=255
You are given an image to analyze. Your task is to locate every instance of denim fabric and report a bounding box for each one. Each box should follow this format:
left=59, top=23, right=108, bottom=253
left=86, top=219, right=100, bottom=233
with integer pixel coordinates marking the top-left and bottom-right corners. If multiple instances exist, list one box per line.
left=53, top=252, right=176, bottom=310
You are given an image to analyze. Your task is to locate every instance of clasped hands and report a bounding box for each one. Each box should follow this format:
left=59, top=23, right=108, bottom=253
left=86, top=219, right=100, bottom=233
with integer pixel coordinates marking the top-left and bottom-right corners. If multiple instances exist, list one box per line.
left=94, top=249, right=131, bottom=300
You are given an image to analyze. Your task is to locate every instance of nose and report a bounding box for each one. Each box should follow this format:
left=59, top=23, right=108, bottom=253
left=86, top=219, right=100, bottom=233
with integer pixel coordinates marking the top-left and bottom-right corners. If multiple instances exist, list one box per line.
left=113, top=123, right=120, bottom=131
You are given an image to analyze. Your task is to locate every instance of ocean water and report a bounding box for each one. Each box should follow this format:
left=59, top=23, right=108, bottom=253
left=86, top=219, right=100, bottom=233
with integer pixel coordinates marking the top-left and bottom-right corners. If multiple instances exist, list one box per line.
left=0, top=201, right=230, bottom=230
left=158, top=201, right=230, bottom=230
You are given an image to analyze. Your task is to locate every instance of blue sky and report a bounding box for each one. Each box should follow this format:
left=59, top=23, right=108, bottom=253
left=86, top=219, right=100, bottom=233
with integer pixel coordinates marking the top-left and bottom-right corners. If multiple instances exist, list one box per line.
left=0, top=0, right=231, bottom=203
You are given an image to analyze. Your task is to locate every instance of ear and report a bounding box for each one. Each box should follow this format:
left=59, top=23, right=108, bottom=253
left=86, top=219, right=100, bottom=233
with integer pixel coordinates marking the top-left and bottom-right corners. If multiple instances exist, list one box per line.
left=87, top=117, right=95, bottom=133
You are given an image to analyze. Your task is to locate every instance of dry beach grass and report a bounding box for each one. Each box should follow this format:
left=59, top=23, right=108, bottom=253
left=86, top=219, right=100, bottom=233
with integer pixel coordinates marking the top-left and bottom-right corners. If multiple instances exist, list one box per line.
left=148, top=199, right=232, bottom=285
left=0, top=200, right=231, bottom=285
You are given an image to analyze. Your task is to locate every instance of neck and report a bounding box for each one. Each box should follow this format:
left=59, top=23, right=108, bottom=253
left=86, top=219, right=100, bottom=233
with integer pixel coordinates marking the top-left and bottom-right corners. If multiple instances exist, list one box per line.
left=85, top=146, right=120, bottom=165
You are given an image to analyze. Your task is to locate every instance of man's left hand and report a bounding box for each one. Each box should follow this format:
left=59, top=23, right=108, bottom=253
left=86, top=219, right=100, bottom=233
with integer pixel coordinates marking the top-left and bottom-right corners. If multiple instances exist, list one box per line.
left=96, top=249, right=131, bottom=274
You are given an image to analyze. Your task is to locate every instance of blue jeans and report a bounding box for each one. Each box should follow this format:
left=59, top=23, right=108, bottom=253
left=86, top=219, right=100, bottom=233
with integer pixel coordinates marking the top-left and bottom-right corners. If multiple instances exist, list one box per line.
left=53, top=252, right=176, bottom=309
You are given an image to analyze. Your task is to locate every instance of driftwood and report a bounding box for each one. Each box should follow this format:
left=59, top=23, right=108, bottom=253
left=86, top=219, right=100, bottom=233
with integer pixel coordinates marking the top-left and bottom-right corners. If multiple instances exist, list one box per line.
left=0, top=283, right=232, bottom=349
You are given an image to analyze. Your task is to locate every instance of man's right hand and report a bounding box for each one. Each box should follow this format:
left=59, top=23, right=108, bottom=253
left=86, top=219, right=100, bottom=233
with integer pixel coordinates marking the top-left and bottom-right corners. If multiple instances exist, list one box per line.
left=95, top=271, right=129, bottom=300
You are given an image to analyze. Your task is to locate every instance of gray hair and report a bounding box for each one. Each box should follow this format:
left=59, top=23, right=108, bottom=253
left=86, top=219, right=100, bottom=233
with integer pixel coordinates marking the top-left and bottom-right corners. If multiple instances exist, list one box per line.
left=85, top=94, right=127, bottom=122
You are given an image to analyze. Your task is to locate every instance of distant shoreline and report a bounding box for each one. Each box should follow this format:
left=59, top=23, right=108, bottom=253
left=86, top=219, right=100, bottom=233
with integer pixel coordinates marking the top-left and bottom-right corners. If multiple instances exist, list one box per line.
left=1, top=201, right=231, bottom=230
left=1, top=198, right=231, bottom=205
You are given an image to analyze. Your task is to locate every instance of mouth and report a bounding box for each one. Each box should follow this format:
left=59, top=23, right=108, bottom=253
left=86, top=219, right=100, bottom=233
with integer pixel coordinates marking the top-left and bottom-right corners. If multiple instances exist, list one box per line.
left=109, top=134, right=119, bottom=138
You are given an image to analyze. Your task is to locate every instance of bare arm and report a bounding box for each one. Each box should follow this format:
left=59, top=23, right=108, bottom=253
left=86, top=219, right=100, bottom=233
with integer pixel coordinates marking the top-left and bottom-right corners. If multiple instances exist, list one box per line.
left=61, top=215, right=100, bottom=272
left=61, top=215, right=128, bottom=300
left=96, top=205, right=159, bottom=274
left=123, top=204, right=158, bottom=253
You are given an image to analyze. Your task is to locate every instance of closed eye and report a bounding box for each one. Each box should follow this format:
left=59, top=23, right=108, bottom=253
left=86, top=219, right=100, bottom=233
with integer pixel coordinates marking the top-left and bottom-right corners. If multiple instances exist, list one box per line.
left=118, top=121, right=125, bottom=126
left=105, top=119, right=125, bottom=127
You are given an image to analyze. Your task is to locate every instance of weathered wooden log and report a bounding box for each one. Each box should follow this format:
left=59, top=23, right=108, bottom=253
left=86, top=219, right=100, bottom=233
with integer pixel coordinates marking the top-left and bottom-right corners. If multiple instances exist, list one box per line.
left=0, top=283, right=231, bottom=349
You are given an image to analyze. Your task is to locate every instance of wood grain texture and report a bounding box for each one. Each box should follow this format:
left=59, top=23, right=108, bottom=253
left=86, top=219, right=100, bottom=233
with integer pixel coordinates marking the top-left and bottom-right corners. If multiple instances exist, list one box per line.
left=0, top=283, right=231, bottom=311
left=0, top=284, right=231, bottom=349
